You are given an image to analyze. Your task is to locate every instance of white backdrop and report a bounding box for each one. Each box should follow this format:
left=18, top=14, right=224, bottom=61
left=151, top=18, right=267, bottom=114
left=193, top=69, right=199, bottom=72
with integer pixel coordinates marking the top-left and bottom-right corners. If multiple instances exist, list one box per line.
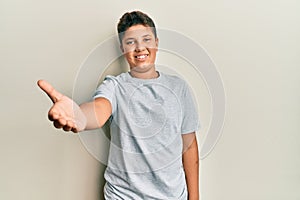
left=1, top=0, right=299, bottom=199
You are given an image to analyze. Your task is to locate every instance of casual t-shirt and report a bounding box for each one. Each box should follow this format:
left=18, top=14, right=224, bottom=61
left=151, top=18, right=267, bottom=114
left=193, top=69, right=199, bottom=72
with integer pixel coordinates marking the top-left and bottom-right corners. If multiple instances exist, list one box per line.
left=93, top=71, right=200, bottom=200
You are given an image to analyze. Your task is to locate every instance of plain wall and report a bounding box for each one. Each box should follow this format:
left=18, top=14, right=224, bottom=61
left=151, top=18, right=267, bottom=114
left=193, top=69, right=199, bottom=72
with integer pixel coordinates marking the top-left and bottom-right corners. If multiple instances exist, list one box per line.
left=1, top=0, right=299, bottom=199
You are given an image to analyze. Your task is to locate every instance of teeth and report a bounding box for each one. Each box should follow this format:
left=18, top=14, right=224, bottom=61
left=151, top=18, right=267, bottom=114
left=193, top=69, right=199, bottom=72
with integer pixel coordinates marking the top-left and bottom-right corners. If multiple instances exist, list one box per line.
left=136, top=55, right=147, bottom=59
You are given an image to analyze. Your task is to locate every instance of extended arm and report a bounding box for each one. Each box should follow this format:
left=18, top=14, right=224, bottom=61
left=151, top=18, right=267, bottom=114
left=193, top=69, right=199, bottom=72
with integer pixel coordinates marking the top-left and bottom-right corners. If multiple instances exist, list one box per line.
left=37, top=80, right=112, bottom=133
left=79, top=98, right=112, bottom=130
left=182, top=132, right=200, bottom=200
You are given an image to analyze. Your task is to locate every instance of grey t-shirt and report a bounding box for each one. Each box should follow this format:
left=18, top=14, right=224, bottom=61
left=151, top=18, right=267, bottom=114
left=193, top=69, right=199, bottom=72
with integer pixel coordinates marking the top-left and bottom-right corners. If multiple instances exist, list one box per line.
left=93, top=71, right=200, bottom=200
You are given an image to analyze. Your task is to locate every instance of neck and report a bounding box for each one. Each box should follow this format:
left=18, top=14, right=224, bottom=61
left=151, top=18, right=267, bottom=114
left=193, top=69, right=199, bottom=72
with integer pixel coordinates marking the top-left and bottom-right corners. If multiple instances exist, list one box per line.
left=129, top=66, right=159, bottom=79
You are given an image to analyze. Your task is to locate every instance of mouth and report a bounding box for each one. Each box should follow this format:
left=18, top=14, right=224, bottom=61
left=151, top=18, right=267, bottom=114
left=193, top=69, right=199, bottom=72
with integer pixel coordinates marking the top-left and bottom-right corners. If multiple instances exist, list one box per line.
left=134, top=54, right=148, bottom=61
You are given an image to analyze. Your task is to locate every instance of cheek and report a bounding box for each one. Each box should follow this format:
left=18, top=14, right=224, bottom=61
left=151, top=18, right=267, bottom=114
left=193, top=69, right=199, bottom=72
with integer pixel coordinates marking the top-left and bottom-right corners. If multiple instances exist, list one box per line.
left=123, top=45, right=135, bottom=54
left=124, top=52, right=134, bottom=61
left=149, top=48, right=157, bottom=57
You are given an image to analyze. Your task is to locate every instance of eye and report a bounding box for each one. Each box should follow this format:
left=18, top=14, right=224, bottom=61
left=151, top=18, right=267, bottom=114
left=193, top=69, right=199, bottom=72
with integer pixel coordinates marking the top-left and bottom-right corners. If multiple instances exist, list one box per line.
left=126, top=40, right=134, bottom=45
left=144, top=38, right=151, bottom=42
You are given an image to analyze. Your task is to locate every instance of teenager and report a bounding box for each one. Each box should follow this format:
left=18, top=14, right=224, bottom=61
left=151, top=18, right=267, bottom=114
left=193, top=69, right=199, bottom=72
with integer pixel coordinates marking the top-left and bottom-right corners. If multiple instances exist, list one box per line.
left=38, top=11, right=200, bottom=200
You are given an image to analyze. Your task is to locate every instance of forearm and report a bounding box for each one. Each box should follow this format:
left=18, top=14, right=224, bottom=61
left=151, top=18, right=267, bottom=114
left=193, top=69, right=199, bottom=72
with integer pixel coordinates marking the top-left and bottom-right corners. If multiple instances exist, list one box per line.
left=79, top=97, right=112, bottom=131
left=79, top=101, right=100, bottom=130
left=182, top=137, right=199, bottom=200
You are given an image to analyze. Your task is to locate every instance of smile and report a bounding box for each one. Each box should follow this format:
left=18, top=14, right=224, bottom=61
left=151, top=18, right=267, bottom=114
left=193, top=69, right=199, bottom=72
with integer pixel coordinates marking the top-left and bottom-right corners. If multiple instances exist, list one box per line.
left=135, top=54, right=148, bottom=60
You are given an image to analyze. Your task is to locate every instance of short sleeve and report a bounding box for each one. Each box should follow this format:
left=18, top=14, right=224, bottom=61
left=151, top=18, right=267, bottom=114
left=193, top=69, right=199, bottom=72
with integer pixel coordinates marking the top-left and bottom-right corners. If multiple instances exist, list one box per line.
left=180, top=82, right=200, bottom=134
left=93, top=76, right=117, bottom=114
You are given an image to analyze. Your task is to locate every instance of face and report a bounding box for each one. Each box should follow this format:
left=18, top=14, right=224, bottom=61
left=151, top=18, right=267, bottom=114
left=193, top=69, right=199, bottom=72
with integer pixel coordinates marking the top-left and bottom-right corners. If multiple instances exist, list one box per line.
left=121, top=24, right=158, bottom=73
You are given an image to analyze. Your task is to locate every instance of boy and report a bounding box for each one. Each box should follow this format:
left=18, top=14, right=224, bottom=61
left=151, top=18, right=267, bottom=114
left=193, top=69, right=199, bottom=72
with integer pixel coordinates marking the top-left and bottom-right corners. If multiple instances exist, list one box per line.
left=38, top=11, right=200, bottom=200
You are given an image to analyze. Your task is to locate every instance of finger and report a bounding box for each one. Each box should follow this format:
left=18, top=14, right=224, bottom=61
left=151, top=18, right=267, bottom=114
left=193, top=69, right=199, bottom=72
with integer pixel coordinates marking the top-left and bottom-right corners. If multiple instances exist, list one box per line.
left=37, top=80, right=63, bottom=103
left=48, top=112, right=59, bottom=121
left=71, top=127, right=78, bottom=133
left=71, top=124, right=79, bottom=133
left=53, top=120, right=64, bottom=129
left=58, top=118, right=67, bottom=127
left=63, top=126, right=72, bottom=132
left=63, top=120, right=74, bottom=132
left=53, top=117, right=67, bottom=129
left=48, top=108, right=60, bottom=121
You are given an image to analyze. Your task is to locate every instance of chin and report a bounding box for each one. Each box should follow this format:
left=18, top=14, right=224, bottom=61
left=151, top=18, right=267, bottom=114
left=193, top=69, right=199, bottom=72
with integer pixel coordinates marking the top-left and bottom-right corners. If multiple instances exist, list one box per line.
left=130, top=63, right=154, bottom=71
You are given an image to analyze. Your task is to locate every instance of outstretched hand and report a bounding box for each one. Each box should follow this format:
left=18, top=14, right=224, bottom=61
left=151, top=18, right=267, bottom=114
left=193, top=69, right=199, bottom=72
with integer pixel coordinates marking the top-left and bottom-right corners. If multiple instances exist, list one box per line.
left=37, top=80, right=86, bottom=133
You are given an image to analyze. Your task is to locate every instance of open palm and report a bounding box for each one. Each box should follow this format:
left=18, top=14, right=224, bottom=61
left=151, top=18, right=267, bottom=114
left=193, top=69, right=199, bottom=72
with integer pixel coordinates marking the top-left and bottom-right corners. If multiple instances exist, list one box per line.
left=37, top=80, right=86, bottom=133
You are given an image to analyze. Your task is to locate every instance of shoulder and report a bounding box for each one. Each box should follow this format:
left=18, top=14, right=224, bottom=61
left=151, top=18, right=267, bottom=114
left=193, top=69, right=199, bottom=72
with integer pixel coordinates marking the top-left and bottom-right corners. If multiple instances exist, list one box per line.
left=103, top=72, right=127, bottom=81
left=102, top=72, right=128, bottom=84
left=161, top=72, right=188, bottom=88
left=95, top=73, right=128, bottom=94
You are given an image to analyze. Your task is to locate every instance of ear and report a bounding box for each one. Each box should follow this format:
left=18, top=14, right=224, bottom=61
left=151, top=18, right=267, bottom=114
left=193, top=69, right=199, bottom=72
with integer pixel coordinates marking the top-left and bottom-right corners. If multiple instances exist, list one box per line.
left=155, top=38, right=159, bottom=51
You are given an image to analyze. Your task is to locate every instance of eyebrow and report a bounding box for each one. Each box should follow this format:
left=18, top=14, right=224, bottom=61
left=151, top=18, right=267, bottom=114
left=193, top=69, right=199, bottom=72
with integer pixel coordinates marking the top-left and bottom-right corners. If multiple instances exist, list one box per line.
left=142, top=34, right=151, bottom=37
left=125, top=38, right=135, bottom=41
left=124, top=34, right=152, bottom=41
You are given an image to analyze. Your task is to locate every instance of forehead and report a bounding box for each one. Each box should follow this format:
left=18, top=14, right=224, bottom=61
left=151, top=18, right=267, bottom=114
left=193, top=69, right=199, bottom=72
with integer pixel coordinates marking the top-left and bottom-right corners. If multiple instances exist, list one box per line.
left=123, top=24, right=155, bottom=39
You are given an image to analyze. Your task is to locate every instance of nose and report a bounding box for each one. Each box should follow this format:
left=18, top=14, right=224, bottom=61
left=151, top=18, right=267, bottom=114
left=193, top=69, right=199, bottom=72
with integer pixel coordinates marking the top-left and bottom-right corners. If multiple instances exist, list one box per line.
left=135, top=41, right=146, bottom=52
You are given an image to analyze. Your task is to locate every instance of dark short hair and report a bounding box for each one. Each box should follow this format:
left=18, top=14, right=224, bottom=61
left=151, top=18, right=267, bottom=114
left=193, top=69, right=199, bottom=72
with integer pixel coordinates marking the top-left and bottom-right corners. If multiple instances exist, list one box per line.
left=117, top=11, right=157, bottom=43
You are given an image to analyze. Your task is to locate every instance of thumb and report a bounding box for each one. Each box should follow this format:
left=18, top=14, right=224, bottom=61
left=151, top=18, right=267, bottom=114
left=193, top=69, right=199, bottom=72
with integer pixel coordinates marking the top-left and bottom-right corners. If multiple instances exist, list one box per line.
left=37, top=80, right=63, bottom=103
